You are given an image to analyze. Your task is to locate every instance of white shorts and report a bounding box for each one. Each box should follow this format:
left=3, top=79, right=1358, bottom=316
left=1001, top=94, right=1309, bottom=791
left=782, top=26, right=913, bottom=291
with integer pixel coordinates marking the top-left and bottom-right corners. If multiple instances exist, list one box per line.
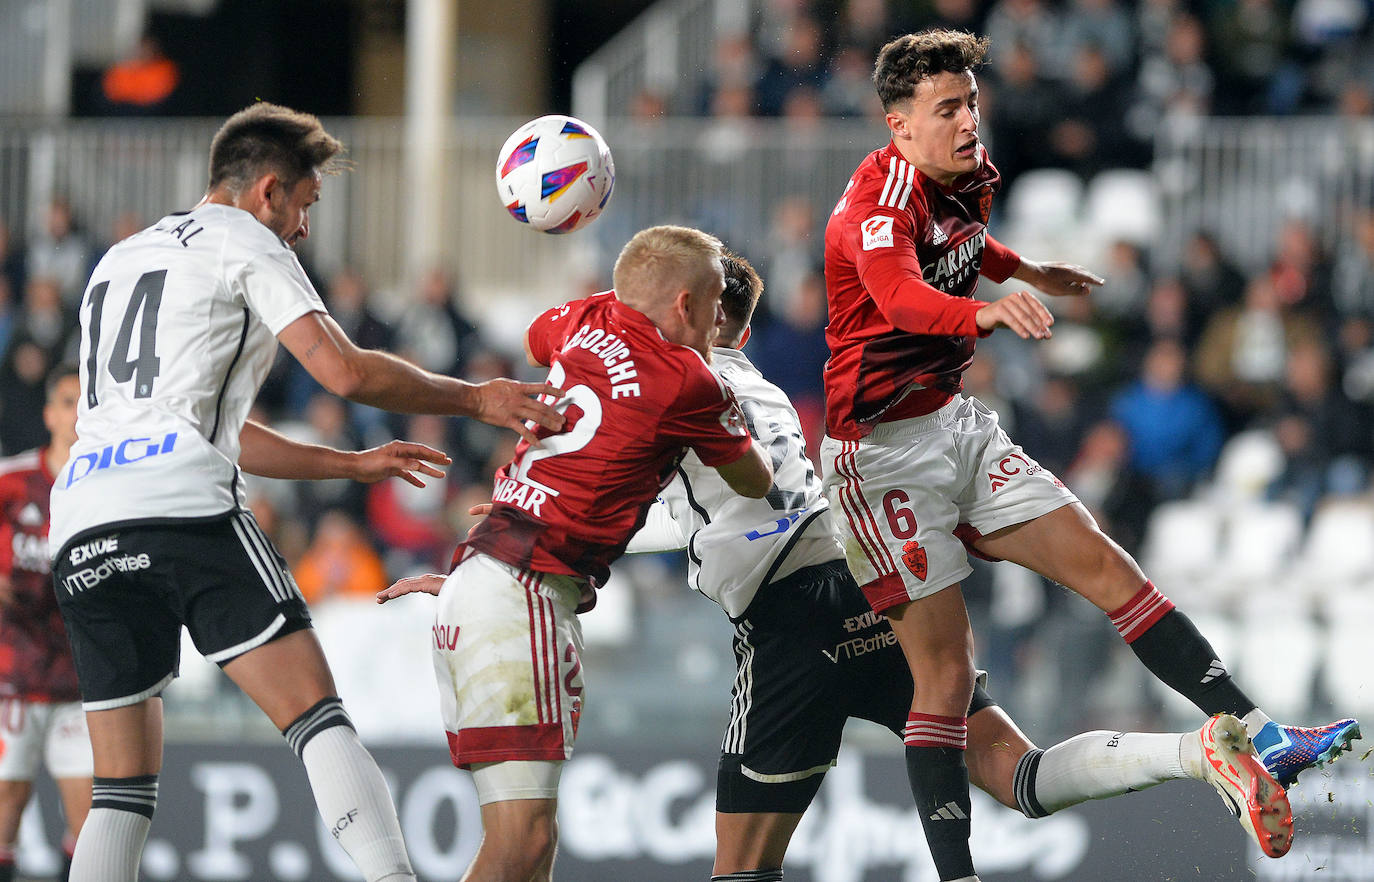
left=0, top=699, right=92, bottom=781
left=433, top=552, right=586, bottom=779
left=821, top=395, right=1078, bottom=613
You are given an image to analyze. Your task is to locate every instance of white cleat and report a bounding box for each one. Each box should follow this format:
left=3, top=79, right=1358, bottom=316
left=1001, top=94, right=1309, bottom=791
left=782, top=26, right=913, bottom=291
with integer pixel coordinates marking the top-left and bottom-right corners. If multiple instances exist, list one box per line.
left=1199, top=713, right=1293, bottom=858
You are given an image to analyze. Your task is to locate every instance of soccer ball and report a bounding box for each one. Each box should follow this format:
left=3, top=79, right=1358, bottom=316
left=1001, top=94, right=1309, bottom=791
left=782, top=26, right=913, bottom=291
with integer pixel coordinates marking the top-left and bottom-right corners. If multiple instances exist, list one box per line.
left=495, top=115, right=615, bottom=234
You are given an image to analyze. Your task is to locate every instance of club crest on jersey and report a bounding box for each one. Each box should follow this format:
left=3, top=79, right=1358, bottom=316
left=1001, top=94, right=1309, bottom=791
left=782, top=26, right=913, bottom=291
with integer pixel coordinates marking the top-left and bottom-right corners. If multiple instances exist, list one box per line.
left=861, top=215, right=895, bottom=251
left=901, top=539, right=927, bottom=580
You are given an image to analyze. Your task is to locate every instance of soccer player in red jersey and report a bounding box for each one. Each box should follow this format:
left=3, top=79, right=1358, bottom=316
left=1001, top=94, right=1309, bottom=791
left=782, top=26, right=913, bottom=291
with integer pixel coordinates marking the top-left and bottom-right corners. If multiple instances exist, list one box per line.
left=380, top=225, right=772, bottom=882
left=0, top=365, right=89, bottom=881
left=821, top=30, right=1358, bottom=881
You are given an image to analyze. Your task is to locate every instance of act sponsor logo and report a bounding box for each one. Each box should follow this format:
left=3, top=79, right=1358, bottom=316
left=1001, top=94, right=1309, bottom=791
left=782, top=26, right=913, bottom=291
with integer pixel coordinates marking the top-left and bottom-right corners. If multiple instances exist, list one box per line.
left=861, top=215, right=895, bottom=251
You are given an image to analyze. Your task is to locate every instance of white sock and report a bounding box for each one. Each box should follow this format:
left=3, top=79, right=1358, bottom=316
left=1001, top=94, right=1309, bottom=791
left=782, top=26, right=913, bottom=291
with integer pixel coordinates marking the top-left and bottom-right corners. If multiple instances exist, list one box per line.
left=1015, top=730, right=1190, bottom=816
left=68, top=807, right=151, bottom=882
left=298, top=725, right=415, bottom=881
left=1243, top=709, right=1273, bottom=734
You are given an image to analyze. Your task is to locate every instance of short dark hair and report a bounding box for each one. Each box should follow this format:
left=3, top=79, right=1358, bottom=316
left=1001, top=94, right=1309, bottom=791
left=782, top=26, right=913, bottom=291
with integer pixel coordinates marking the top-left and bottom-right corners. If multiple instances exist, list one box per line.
left=873, top=30, right=990, bottom=110
left=45, top=362, right=79, bottom=399
left=207, top=102, right=346, bottom=193
left=720, top=252, right=763, bottom=345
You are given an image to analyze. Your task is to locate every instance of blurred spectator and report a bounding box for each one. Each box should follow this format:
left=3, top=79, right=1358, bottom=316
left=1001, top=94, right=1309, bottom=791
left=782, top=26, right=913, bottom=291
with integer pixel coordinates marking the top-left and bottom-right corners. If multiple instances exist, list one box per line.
left=280, top=392, right=366, bottom=530
left=98, top=33, right=181, bottom=115
left=448, top=348, right=522, bottom=483
left=26, top=198, right=93, bottom=306
left=759, top=197, right=817, bottom=319
left=0, top=278, right=14, bottom=367
left=393, top=267, right=479, bottom=379
left=837, top=0, right=893, bottom=58
left=1332, top=210, right=1374, bottom=320
left=0, top=221, right=24, bottom=298
left=985, top=0, right=1061, bottom=73
left=294, top=510, right=390, bottom=606
left=0, top=339, right=52, bottom=455
left=1129, top=13, right=1215, bottom=144
left=697, top=33, right=759, bottom=115
left=823, top=45, right=881, bottom=118
left=1111, top=337, right=1224, bottom=499
left=1046, top=44, right=1141, bottom=178
left=1059, top=0, right=1136, bottom=75
left=1015, top=374, right=1095, bottom=476
left=1266, top=339, right=1372, bottom=517
left=107, top=211, right=146, bottom=246
left=754, top=16, right=828, bottom=116
left=1194, top=271, right=1324, bottom=427
left=1091, top=239, right=1151, bottom=325
left=1268, top=217, right=1334, bottom=320
left=16, top=277, right=76, bottom=365
left=1063, top=419, right=1156, bottom=551
left=985, top=42, right=1056, bottom=184
left=1211, top=0, right=1298, bottom=114
left=1179, top=230, right=1247, bottom=321
left=749, top=269, right=828, bottom=459
left=365, top=413, right=460, bottom=573
left=1135, top=0, right=1184, bottom=57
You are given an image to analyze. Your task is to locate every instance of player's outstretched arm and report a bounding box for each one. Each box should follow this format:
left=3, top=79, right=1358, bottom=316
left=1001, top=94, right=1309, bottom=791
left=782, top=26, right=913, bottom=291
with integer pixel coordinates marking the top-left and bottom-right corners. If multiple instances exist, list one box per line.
left=277, top=311, right=565, bottom=445
left=1012, top=259, right=1104, bottom=298
left=238, top=419, right=449, bottom=487
left=713, top=442, right=773, bottom=499
left=376, top=573, right=445, bottom=604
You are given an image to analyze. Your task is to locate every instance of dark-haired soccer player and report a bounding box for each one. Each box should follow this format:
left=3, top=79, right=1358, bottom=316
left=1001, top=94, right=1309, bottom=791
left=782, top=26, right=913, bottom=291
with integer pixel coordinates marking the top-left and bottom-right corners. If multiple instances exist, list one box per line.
left=627, top=253, right=1292, bottom=881
left=49, top=101, right=567, bottom=882
left=0, top=365, right=89, bottom=881
left=820, top=30, right=1358, bottom=881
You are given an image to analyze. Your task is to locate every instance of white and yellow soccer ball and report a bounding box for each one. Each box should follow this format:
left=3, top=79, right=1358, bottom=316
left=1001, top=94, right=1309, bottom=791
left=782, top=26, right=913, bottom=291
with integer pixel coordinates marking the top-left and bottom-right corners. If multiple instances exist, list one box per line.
left=495, top=115, right=615, bottom=234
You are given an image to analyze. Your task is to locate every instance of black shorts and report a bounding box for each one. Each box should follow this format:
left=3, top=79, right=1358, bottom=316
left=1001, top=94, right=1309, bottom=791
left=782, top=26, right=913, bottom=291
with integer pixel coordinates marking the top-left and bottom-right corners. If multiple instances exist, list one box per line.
left=53, top=511, right=312, bottom=710
left=717, top=558, right=995, bottom=814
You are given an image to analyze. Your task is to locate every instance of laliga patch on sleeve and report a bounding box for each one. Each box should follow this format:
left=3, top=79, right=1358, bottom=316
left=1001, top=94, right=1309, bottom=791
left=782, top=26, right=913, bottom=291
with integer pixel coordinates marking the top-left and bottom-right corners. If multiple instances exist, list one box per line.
left=861, top=215, right=895, bottom=251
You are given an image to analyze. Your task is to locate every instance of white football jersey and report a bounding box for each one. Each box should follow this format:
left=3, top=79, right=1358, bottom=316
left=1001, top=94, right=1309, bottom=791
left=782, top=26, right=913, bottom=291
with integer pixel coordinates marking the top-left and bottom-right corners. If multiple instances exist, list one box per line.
left=49, top=203, right=326, bottom=555
left=627, top=347, right=842, bottom=617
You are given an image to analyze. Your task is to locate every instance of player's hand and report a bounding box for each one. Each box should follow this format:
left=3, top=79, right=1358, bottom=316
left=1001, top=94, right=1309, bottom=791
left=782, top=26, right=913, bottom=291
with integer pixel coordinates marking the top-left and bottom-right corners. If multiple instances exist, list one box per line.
left=975, top=290, right=1055, bottom=340
left=351, top=441, right=450, bottom=487
left=472, top=378, right=566, bottom=446
left=468, top=503, right=493, bottom=517
left=1021, top=260, right=1104, bottom=297
left=376, top=572, right=445, bottom=604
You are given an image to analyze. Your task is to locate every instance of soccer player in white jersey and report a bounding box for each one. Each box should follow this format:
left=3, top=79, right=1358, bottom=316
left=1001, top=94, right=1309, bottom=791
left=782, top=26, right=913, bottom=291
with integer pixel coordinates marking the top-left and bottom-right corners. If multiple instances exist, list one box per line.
left=625, top=255, right=1295, bottom=879
left=48, top=103, right=565, bottom=882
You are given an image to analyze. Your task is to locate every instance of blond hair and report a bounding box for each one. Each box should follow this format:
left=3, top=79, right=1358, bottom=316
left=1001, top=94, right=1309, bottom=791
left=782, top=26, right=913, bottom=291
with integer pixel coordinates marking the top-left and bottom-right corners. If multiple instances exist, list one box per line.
left=612, top=225, right=724, bottom=313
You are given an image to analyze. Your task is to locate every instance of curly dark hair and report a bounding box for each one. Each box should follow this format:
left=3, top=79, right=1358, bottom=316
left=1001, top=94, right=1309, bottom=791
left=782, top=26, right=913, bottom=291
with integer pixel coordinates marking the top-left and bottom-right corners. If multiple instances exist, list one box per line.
left=873, top=30, right=990, bottom=110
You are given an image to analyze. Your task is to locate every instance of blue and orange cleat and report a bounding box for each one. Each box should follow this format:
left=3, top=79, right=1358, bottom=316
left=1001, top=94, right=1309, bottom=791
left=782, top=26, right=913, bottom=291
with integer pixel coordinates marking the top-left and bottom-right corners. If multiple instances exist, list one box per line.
left=1252, top=718, right=1361, bottom=788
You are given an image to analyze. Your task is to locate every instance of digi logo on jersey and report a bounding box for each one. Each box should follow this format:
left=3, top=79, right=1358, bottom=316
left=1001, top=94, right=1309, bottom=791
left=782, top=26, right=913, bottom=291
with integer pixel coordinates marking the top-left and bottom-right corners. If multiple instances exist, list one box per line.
left=63, top=432, right=178, bottom=488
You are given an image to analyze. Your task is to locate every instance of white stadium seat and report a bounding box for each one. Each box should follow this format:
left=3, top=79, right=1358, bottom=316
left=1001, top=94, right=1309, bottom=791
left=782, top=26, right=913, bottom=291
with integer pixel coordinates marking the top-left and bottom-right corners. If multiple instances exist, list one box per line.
left=1296, top=498, right=1374, bottom=589
left=1140, top=499, right=1226, bottom=612
left=1083, top=169, right=1161, bottom=248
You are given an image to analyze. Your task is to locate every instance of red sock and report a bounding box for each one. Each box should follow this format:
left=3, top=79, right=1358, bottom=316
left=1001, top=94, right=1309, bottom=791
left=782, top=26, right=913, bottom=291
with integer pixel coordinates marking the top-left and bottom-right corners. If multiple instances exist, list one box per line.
left=1108, top=580, right=1175, bottom=644
left=904, top=712, right=968, bottom=749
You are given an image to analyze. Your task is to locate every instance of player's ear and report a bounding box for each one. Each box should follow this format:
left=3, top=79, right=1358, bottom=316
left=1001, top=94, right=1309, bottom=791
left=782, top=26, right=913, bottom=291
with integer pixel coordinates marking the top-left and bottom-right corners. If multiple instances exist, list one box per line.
left=885, top=110, right=908, bottom=138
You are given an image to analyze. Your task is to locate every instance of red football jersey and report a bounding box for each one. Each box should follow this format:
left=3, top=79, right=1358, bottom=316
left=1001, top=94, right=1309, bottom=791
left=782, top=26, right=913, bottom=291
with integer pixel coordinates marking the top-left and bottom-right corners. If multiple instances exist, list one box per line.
left=458, top=292, right=753, bottom=606
left=0, top=449, right=80, bottom=702
left=823, top=141, right=1022, bottom=440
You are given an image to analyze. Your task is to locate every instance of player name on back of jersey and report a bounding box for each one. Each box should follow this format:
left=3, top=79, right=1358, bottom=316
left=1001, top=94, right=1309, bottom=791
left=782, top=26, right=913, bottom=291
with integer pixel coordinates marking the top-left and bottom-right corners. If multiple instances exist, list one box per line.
left=562, top=323, right=640, bottom=400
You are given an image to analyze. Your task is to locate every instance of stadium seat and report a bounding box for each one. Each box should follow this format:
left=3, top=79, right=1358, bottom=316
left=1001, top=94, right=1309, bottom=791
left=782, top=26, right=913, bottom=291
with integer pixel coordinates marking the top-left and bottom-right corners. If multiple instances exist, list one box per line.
left=1083, top=169, right=1161, bottom=248
left=1140, top=499, right=1226, bottom=612
left=1296, top=498, right=1374, bottom=590
left=1215, top=501, right=1303, bottom=599
left=1004, top=168, right=1084, bottom=228
left=1207, top=429, right=1286, bottom=507
left=1318, top=588, right=1374, bottom=719
left=1234, top=594, right=1323, bottom=722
